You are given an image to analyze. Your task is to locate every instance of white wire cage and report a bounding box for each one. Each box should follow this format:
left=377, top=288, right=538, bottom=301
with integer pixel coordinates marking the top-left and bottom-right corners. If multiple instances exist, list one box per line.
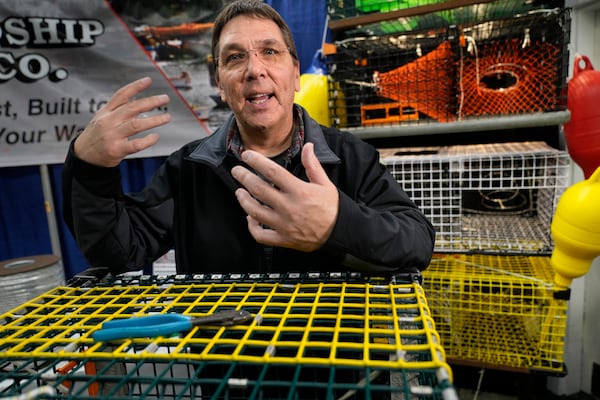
left=379, top=141, right=570, bottom=254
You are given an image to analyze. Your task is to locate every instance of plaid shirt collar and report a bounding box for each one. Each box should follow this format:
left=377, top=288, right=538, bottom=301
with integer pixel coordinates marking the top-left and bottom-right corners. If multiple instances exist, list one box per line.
left=226, top=105, right=305, bottom=167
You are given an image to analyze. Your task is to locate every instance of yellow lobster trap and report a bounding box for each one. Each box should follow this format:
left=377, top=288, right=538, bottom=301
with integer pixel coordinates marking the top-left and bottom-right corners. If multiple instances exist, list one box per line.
left=422, top=253, right=568, bottom=375
left=0, top=272, right=458, bottom=399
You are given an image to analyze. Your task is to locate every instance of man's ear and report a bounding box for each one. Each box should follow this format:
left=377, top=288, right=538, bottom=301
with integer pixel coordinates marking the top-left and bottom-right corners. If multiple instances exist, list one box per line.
left=294, top=63, right=301, bottom=92
left=216, top=76, right=227, bottom=103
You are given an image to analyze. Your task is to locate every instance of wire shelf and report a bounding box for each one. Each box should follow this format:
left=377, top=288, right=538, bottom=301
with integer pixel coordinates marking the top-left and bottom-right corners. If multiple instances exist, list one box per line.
left=0, top=272, right=457, bottom=399
left=327, top=0, right=564, bottom=35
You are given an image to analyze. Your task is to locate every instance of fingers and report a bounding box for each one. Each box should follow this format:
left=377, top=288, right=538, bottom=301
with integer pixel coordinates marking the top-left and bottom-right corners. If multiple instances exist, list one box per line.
left=102, top=77, right=153, bottom=113
left=301, top=142, right=329, bottom=185
left=95, top=77, right=171, bottom=136
left=231, top=143, right=339, bottom=252
left=74, top=77, right=171, bottom=167
left=126, top=132, right=161, bottom=154
left=234, top=186, right=281, bottom=230
left=237, top=150, right=297, bottom=192
left=116, top=104, right=171, bottom=138
left=231, top=153, right=288, bottom=212
left=236, top=143, right=330, bottom=191
left=245, top=215, right=287, bottom=247
left=230, top=143, right=330, bottom=210
left=235, top=187, right=298, bottom=249
left=232, top=156, right=289, bottom=236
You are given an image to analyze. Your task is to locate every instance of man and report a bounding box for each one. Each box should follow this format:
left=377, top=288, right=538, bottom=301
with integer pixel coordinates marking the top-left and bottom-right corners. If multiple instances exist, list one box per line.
left=62, top=0, right=435, bottom=276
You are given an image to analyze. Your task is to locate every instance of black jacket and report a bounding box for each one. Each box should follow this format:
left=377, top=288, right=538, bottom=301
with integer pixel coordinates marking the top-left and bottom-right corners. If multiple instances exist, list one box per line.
left=62, top=107, right=435, bottom=276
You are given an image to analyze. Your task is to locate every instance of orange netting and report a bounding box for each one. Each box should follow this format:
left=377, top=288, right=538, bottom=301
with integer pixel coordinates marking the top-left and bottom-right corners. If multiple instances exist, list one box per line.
left=374, top=41, right=455, bottom=122
left=142, top=23, right=214, bottom=40
left=459, top=39, right=560, bottom=118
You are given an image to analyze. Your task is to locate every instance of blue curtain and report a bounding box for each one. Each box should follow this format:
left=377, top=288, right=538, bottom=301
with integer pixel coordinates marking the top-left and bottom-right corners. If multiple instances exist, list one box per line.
left=0, top=159, right=165, bottom=279
left=0, top=166, right=53, bottom=259
left=265, top=0, right=328, bottom=73
left=0, top=0, right=327, bottom=279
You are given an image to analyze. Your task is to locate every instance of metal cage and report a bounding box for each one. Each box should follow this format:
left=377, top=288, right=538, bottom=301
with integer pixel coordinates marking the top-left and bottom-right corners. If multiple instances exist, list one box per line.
left=0, top=272, right=458, bottom=400
left=422, top=253, right=568, bottom=374
left=379, top=141, right=570, bottom=254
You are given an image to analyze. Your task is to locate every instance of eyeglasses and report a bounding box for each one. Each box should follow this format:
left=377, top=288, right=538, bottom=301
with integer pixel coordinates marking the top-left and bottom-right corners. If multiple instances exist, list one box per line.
left=216, top=46, right=291, bottom=71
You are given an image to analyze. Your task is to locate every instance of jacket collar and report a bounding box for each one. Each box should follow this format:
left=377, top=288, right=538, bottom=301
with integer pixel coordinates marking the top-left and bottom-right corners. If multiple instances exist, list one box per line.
left=188, top=105, right=340, bottom=166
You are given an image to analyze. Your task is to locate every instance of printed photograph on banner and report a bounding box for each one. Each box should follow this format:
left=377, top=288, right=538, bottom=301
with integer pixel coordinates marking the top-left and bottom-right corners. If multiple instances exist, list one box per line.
left=108, top=0, right=232, bottom=130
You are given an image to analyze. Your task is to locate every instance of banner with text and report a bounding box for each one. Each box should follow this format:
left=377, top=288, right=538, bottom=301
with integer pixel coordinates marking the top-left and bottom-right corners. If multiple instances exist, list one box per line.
left=0, top=0, right=224, bottom=168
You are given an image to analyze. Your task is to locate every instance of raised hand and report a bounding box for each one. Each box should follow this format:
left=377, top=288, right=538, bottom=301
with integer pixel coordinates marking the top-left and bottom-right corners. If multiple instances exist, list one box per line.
left=73, top=77, right=171, bottom=167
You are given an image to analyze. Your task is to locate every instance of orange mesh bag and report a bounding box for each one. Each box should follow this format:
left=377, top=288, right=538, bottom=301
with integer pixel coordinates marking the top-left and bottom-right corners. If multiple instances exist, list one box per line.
left=459, top=39, right=560, bottom=118
left=374, top=41, right=455, bottom=122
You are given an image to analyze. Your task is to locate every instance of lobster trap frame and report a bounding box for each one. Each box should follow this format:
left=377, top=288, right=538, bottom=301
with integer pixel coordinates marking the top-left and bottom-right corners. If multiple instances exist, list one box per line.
left=422, top=253, right=568, bottom=374
left=0, top=272, right=457, bottom=400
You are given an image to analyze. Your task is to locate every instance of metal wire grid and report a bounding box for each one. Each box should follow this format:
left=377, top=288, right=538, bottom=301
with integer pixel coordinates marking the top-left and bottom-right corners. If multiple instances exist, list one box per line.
left=379, top=141, right=570, bottom=254
left=0, top=273, right=457, bottom=399
left=422, top=253, right=568, bottom=373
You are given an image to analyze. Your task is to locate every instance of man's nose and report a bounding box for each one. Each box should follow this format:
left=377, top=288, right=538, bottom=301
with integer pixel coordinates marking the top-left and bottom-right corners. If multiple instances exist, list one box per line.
left=245, top=50, right=267, bottom=76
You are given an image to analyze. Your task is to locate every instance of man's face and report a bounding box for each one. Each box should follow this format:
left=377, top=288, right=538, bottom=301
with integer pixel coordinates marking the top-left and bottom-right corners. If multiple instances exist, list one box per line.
left=216, top=15, right=300, bottom=134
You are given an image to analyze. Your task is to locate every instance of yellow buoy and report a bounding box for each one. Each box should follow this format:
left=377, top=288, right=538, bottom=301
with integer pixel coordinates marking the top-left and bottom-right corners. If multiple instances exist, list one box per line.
left=295, top=50, right=345, bottom=127
left=551, top=166, right=600, bottom=288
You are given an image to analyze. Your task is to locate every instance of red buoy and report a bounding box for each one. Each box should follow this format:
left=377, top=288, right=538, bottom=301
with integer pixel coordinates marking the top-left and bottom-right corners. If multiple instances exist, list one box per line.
left=564, top=55, right=600, bottom=179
